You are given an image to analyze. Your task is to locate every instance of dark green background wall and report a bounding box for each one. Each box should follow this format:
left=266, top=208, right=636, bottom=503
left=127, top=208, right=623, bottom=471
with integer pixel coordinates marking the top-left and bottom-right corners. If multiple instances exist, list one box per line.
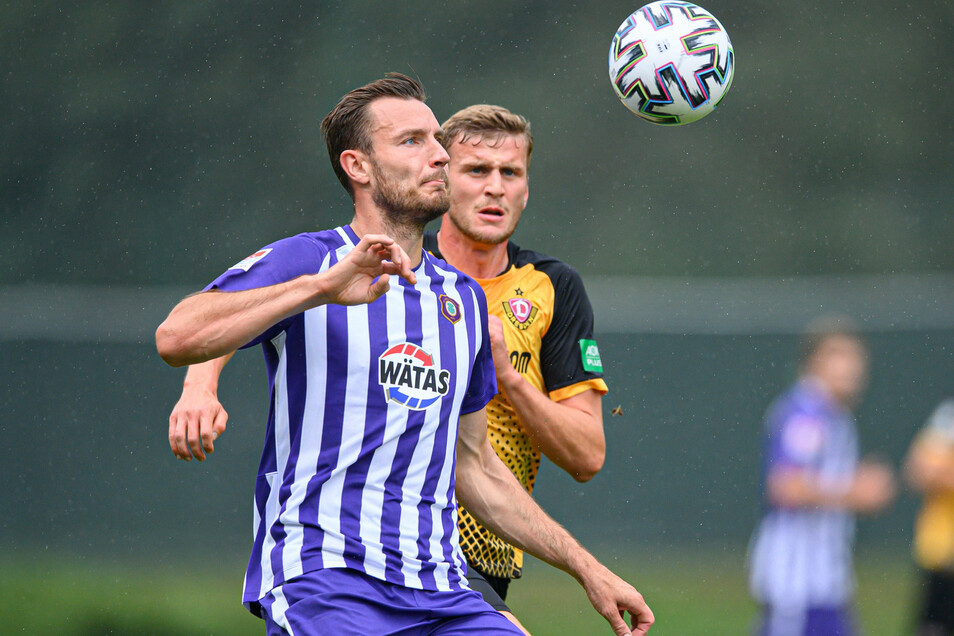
left=3, top=1, right=953, bottom=571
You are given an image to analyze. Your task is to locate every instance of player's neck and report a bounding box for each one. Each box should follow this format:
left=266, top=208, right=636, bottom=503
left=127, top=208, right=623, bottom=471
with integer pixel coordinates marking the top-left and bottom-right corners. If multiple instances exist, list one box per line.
left=350, top=203, right=424, bottom=269
left=435, top=223, right=509, bottom=280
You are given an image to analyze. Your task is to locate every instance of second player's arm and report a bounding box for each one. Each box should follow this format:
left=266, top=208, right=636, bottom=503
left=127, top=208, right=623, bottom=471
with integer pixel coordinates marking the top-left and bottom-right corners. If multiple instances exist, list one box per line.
left=489, top=316, right=605, bottom=481
left=455, top=408, right=653, bottom=636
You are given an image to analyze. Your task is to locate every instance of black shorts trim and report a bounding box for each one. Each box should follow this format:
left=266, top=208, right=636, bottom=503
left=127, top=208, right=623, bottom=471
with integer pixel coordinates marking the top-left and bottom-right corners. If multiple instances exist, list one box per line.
left=466, top=565, right=511, bottom=612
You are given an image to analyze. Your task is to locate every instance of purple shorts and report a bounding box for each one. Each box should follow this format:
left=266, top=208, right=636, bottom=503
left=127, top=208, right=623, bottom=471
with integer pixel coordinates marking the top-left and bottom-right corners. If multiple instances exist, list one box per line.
left=259, top=567, right=524, bottom=635
left=757, top=604, right=857, bottom=636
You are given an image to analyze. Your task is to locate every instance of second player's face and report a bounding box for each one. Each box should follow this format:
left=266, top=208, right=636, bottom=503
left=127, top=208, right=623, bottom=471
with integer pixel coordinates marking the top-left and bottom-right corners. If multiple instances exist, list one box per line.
left=445, top=133, right=529, bottom=246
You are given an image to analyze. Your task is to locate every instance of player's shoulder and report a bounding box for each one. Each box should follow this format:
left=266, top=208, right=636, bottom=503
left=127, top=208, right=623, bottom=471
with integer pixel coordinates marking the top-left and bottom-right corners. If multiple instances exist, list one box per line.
left=508, top=241, right=585, bottom=289
left=260, top=227, right=349, bottom=256
left=767, top=382, right=831, bottom=430
left=422, top=246, right=486, bottom=299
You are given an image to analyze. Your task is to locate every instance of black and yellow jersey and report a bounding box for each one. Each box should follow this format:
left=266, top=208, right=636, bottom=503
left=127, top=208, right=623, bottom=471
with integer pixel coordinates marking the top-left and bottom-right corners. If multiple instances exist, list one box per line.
left=423, top=231, right=608, bottom=579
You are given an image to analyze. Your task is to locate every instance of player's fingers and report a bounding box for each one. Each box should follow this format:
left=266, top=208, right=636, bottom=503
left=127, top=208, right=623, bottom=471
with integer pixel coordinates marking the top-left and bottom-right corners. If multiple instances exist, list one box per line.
left=200, top=408, right=220, bottom=455
left=188, top=413, right=206, bottom=461
left=386, top=243, right=416, bottom=285
left=170, top=412, right=191, bottom=460
left=206, top=407, right=228, bottom=455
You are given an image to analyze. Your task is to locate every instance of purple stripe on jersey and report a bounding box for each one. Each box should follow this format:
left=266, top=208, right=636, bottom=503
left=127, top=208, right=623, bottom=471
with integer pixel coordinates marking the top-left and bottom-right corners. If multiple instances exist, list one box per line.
left=267, top=317, right=309, bottom=581
left=337, top=294, right=391, bottom=572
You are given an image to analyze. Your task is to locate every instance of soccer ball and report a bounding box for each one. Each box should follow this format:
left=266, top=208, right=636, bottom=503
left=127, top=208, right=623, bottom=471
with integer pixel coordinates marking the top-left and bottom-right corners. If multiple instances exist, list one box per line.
left=609, top=1, right=734, bottom=125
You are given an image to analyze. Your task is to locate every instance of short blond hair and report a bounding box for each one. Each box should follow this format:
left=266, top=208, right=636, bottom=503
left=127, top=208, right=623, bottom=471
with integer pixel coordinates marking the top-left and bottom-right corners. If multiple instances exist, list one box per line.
left=441, top=104, right=533, bottom=164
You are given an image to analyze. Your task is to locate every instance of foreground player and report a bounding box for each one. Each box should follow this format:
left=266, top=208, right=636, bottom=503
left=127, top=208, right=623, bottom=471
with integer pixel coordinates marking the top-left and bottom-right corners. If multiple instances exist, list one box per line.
left=169, top=104, right=609, bottom=632
left=156, top=74, right=652, bottom=635
left=427, top=105, right=608, bottom=618
left=747, top=317, right=895, bottom=636
left=905, top=399, right=954, bottom=636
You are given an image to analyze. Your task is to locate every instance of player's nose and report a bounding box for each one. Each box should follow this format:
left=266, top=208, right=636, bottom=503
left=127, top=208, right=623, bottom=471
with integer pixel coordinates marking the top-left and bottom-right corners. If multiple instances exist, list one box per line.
left=429, top=138, right=449, bottom=168
left=484, top=171, right=505, bottom=196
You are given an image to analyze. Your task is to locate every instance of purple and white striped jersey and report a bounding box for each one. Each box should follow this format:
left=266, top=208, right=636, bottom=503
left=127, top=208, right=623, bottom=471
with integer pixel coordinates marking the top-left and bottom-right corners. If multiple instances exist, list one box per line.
left=203, top=225, right=497, bottom=610
left=747, top=379, right=860, bottom=608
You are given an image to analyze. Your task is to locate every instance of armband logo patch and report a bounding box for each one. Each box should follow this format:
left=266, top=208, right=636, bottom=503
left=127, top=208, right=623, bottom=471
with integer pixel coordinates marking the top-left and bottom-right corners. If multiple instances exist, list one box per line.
left=230, top=248, right=272, bottom=272
left=580, top=339, right=603, bottom=373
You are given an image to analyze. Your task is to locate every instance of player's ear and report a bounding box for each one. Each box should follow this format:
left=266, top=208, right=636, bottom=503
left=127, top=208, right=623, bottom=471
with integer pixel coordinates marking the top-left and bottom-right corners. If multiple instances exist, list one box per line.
left=522, top=184, right=530, bottom=209
left=340, top=149, right=371, bottom=187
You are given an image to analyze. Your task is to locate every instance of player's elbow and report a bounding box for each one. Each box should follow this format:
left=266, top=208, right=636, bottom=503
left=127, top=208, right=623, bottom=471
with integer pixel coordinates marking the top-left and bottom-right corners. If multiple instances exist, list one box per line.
left=571, top=449, right=605, bottom=483
left=155, top=321, right=197, bottom=367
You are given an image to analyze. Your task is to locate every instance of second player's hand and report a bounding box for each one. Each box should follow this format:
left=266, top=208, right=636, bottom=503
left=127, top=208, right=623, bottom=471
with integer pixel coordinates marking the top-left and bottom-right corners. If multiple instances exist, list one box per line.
left=320, top=234, right=417, bottom=306
left=580, top=564, right=654, bottom=636
left=169, top=383, right=228, bottom=461
left=487, top=315, right=517, bottom=390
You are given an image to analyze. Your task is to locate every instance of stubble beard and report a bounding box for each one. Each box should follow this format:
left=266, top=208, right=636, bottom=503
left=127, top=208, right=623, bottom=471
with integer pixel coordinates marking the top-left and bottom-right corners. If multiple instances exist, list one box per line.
left=370, top=160, right=449, bottom=242
left=448, top=206, right=520, bottom=247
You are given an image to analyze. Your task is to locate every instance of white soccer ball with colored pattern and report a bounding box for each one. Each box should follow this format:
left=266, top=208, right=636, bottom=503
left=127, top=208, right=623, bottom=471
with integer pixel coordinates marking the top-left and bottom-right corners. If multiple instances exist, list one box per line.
left=609, top=1, right=734, bottom=125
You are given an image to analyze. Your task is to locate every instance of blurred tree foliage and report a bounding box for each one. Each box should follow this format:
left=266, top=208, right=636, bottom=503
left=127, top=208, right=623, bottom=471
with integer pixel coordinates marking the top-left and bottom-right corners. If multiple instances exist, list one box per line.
left=3, top=1, right=952, bottom=284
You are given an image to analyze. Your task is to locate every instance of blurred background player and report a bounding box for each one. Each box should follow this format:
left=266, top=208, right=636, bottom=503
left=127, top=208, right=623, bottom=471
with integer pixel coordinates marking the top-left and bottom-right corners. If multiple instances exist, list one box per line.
left=425, top=104, right=609, bottom=628
left=747, top=316, right=896, bottom=636
left=905, top=399, right=954, bottom=636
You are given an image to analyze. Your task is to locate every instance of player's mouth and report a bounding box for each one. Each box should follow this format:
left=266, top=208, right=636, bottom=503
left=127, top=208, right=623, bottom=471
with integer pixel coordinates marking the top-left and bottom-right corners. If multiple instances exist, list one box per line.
left=422, top=172, right=448, bottom=189
left=477, top=206, right=505, bottom=220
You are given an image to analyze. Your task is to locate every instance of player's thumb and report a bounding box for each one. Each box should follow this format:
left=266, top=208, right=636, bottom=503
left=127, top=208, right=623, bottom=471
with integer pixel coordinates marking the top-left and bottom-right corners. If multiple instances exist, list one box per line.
left=368, top=274, right=390, bottom=302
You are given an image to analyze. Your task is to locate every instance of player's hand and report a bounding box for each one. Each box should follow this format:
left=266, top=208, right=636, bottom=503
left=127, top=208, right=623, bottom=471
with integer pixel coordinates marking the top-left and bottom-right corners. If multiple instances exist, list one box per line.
left=169, top=382, right=228, bottom=461
left=487, top=315, right=518, bottom=389
left=851, top=460, right=896, bottom=513
left=319, top=234, right=417, bottom=306
left=580, top=563, right=654, bottom=635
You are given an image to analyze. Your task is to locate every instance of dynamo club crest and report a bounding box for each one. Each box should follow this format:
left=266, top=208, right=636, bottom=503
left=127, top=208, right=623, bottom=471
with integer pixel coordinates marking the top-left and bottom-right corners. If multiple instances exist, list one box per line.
left=502, top=297, right=539, bottom=330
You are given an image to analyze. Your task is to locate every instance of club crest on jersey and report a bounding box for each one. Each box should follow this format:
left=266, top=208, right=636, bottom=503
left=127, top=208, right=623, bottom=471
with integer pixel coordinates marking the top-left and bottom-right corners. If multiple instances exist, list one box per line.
left=438, top=294, right=461, bottom=325
left=378, top=343, right=451, bottom=410
left=502, top=297, right=539, bottom=330
left=229, top=248, right=272, bottom=272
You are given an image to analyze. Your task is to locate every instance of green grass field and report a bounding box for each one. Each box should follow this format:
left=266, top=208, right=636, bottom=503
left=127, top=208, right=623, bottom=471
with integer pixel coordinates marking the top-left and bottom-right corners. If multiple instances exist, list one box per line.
left=2, top=547, right=916, bottom=635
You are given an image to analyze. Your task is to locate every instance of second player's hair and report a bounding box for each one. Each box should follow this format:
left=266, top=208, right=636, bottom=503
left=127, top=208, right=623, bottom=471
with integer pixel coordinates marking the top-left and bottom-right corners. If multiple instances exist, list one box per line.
left=442, top=104, right=533, bottom=164
left=320, top=73, right=427, bottom=198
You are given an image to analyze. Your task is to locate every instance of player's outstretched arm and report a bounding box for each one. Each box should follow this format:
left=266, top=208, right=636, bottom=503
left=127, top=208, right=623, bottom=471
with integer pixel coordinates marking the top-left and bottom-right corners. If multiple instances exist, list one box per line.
left=487, top=315, right=606, bottom=481
left=156, top=235, right=415, bottom=367
left=169, top=352, right=233, bottom=462
left=768, top=460, right=896, bottom=513
left=456, top=409, right=654, bottom=636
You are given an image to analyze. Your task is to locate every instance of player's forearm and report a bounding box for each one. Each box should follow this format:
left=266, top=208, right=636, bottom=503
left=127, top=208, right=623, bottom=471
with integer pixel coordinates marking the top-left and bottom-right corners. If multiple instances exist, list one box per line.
left=182, top=352, right=234, bottom=392
left=456, top=430, right=598, bottom=580
left=499, top=375, right=605, bottom=481
left=156, top=275, right=327, bottom=366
